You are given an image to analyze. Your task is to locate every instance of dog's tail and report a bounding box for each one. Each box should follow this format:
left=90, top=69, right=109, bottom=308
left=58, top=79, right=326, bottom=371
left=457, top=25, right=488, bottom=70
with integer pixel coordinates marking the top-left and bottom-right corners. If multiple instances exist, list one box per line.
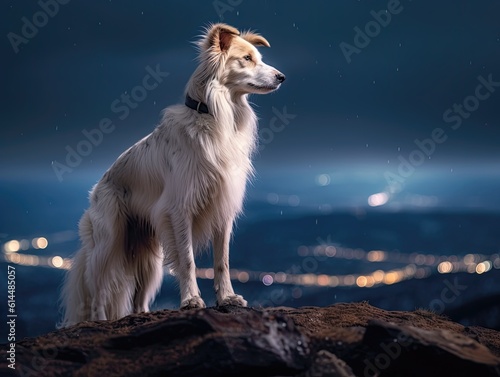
left=58, top=211, right=93, bottom=328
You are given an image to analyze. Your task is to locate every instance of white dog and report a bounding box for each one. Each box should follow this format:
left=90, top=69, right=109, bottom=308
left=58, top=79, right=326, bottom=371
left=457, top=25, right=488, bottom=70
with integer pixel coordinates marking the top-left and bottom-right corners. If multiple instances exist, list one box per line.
left=60, top=23, right=285, bottom=326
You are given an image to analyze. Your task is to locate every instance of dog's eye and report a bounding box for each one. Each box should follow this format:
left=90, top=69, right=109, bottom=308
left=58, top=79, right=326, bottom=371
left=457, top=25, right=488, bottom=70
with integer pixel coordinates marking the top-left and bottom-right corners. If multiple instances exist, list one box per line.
left=243, top=55, right=252, bottom=61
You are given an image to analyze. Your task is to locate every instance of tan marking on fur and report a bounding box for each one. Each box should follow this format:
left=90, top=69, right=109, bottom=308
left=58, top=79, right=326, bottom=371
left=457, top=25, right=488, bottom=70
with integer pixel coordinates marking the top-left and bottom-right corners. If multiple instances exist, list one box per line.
left=207, top=23, right=240, bottom=52
left=241, top=32, right=270, bottom=48
left=227, top=37, right=260, bottom=66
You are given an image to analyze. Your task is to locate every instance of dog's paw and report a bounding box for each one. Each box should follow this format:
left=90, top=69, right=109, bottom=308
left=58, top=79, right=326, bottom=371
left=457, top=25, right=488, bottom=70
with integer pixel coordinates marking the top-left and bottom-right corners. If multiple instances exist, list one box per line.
left=217, top=294, right=248, bottom=307
left=180, top=296, right=206, bottom=310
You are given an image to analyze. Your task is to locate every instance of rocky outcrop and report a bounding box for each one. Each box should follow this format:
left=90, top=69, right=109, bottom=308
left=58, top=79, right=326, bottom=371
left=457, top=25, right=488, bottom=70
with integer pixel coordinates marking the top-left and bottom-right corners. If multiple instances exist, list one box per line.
left=2, top=302, right=499, bottom=376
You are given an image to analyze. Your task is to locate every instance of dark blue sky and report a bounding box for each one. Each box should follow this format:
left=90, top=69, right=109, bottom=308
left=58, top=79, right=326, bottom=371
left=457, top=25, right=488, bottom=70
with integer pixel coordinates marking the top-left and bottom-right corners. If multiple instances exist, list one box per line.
left=1, top=1, right=499, bottom=209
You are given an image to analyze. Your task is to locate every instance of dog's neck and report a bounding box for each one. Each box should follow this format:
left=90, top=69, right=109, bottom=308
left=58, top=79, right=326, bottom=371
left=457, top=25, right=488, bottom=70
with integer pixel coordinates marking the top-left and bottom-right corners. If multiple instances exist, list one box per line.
left=185, top=75, right=255, bottom=131
left=184, top=73, right=257, bottom=158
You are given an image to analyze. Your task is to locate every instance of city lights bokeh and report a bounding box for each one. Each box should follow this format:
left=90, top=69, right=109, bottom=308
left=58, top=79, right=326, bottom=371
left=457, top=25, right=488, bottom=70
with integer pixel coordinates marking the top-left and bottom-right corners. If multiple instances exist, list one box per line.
left=2, top=233, right=499, bottom=289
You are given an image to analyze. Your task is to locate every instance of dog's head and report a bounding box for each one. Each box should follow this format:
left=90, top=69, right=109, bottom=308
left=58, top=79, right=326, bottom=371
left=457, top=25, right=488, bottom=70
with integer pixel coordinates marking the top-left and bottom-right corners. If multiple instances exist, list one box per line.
left=198, top=23, right=285, bottom=95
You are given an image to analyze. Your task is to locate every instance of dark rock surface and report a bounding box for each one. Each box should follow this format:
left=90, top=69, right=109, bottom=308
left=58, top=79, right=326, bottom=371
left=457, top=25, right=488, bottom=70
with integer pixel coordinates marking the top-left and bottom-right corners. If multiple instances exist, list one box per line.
left=1, top=302, right=499, bottom=376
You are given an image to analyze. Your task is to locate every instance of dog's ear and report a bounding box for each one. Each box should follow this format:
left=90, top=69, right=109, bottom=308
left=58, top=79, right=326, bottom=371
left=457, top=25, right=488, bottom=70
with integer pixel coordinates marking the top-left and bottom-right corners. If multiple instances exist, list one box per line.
left=241, top=32, right=271, bottom=48
left=207, top=23, right=240, bottom=52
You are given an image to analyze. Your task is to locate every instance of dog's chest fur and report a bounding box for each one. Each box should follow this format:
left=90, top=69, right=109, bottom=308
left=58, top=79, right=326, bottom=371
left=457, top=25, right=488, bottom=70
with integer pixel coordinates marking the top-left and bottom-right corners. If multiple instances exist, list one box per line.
left=190, top=115, right=254, bottom=214
left=144, top=105, right=251, bottom=234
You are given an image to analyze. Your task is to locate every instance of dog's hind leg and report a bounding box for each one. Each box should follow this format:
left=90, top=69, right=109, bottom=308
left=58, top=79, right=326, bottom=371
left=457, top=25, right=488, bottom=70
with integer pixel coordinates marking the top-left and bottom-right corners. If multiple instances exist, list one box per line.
left=86, top=193, right=135, bottom=321
left=89, top=235, right=135, bottom=321
left=132, top=239, right=164, bottom=313
left=60, top=211, right=93, bottom=327
left=213, top=220, right=247, bottom=307
left=88, top=235, right=132, bottom=321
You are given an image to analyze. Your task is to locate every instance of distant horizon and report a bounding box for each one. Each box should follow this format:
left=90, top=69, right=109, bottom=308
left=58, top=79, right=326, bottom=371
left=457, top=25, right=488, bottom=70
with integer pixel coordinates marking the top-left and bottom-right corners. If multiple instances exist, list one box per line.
left=1, top=168, right=500, bottom=242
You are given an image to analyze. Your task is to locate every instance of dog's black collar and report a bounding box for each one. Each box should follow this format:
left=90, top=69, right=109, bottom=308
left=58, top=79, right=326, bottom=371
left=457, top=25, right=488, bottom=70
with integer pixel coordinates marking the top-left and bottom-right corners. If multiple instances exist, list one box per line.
left=185, top=95, right=209, bottom=114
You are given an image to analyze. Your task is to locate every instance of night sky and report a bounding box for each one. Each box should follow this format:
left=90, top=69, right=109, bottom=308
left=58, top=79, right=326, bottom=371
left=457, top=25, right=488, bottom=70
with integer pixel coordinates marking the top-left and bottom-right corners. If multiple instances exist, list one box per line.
left=1, top=0, right=500, bottom=209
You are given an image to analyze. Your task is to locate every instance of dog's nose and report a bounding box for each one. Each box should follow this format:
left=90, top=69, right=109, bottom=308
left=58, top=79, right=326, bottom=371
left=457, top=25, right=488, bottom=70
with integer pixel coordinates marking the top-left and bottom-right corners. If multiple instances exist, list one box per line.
left=275, top=73, right=286, bottom=83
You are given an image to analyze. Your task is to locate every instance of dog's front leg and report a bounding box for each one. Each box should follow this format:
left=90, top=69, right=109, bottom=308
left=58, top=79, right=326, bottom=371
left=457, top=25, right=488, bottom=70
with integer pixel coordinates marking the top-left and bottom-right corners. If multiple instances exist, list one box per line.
left=213, top=221, right=248, bottom=307
left=170, top=216, right=206, bottom=310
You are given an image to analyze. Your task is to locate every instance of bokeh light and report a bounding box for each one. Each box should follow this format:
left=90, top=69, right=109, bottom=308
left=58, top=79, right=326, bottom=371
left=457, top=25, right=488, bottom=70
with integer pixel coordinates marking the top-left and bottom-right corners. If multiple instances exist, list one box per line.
left=316, top=174, right=331, bottom=186
left=51, top=256, right=64, bottom=268
left=4, top=240, right=20, bottom=253
left=368, top=192, right=389, bottom=207
left=262, top=274, right=273, bottom=286
left=32, top=237, right=48, bottom=249
left=438, top=261, right=453, bottom=274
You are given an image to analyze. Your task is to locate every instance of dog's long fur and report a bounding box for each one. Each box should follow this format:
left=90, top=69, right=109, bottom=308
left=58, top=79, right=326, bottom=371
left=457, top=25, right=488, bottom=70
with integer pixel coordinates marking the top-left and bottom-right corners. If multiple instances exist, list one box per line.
left=60, top=23, right=285, bottom=327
